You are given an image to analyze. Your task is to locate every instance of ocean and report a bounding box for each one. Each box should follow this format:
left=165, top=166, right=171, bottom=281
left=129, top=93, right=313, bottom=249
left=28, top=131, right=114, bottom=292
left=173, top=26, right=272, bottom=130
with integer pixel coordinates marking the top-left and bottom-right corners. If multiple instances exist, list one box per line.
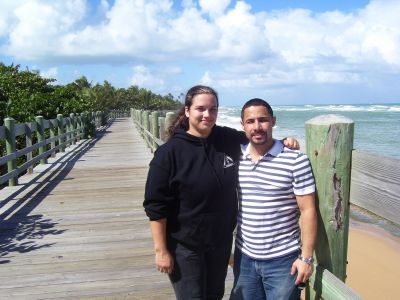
left=216, top=103, right=400, bottom=159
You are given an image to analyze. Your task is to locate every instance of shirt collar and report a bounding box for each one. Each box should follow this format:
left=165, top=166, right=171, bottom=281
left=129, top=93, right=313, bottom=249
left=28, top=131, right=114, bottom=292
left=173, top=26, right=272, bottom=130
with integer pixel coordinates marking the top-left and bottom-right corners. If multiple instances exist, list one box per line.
left=241, top=139, right=283, bottom=159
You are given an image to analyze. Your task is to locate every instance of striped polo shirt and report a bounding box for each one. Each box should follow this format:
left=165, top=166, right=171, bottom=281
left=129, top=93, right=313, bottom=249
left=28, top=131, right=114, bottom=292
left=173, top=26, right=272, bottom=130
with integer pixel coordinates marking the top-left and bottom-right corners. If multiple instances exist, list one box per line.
left=235, top=139, right=315, bottom=260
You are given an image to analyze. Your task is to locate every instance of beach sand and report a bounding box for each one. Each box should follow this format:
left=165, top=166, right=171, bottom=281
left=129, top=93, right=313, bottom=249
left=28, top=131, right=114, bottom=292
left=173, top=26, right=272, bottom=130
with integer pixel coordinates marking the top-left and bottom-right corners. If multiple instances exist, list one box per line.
left=346, top=222, right=400, bottom=299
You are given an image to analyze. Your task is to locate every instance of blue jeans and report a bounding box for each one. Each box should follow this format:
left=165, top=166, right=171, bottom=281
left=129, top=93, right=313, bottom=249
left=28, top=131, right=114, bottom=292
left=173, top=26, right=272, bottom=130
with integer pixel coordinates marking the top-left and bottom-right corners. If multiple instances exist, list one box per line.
left=230, top=248, right=300, bottom=300
left=168, top=241, right=232, bottom=300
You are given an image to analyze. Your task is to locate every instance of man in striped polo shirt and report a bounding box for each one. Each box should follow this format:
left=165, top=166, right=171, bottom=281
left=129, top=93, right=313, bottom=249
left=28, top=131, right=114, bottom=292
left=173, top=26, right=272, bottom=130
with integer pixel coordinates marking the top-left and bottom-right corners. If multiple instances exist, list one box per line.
left=230, top=99, right=317, bottom=300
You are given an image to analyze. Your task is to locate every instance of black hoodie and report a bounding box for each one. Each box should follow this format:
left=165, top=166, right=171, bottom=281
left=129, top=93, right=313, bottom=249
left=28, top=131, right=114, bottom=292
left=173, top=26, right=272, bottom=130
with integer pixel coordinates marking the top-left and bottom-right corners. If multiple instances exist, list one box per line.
left=144, top=126, right=247, bottom=249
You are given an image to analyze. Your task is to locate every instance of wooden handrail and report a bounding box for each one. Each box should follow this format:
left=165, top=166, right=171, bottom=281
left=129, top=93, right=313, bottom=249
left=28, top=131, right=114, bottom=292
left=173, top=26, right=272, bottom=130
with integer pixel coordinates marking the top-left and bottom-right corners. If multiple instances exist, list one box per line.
left=0, top=110, right=126, bottom=188
left=308, top=266, right=362, bottom=300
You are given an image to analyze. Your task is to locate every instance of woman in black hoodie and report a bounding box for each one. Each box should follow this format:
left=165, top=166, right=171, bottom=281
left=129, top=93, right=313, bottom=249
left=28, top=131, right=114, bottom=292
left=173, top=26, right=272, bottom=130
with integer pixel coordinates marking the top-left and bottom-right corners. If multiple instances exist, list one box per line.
left=143, top=85, right=296, bottom=299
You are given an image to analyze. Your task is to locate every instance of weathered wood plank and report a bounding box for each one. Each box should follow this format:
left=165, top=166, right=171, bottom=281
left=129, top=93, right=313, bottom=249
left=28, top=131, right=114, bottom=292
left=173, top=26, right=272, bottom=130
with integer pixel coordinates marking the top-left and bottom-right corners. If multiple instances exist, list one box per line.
left=308, top=266, right=362, bottom=300
left=350, top=150, right=400, bottom=225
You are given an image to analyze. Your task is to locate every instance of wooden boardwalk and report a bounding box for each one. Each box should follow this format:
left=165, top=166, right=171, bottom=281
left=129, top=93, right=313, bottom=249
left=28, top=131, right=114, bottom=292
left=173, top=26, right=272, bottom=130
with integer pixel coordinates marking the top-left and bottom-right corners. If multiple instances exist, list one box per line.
left=0, top=118, right=234, bottom=299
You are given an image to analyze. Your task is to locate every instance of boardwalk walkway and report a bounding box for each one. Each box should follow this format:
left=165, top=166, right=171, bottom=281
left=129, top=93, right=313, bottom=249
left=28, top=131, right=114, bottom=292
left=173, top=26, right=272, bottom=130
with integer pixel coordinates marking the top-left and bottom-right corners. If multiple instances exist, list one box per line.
left=0, top=118, right=233, bottom=299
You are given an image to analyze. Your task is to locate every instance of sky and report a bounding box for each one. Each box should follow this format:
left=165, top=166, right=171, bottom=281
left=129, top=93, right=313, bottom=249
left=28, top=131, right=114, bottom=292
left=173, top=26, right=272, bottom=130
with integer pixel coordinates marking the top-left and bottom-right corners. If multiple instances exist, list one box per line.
left=1, top=0, right=399, bottom=106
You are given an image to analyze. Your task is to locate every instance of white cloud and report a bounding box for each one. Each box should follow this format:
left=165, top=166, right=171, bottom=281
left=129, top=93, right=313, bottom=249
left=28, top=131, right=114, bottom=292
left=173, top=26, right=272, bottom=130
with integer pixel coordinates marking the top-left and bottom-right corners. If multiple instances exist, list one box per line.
left=199, top=0, right=230, bottom=18
left=181, top=0, right=195, bottom=9
left=3, top=0, right=399, bottom=68
left=163, top=6, right=217, bottom=56
left=264, top=9, right=327, bottom=64
left=0, top=0, right=27, bottom=37
left=131, top=65, right=165, bottom=92
left=40, top=67, right=58, bottom=79
left=163, top=66, right=182, bottom=75
left=200, top=71, right=213, bottom=86
left=0, top=0, right=399, bottom=99
left=100, top=0, right=110, bottom=12
left=213, top=1, right=270, bottom=60
left=6, top=0, right=87, bottom=59
left=62, top=0, right=161, bottom=57
left=263, top=0, right=400, bottom=68
left=359, top=0, right=400, bottom=65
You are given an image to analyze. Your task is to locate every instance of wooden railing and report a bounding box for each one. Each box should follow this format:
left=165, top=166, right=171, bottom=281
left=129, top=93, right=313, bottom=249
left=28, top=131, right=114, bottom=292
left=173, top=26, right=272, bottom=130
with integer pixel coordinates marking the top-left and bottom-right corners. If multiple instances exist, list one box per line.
left=130, top=109, right=175, bottom=152
left=132, top=108, right=399, bottom=299
left=0, top=110, right=128, bottom=188
left=350, top=151, right=400, bottom=226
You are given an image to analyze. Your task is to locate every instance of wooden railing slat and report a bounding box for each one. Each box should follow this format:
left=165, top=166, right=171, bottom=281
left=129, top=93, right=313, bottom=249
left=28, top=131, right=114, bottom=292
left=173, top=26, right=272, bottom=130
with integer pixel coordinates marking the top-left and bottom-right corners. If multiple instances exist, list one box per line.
left=350, top=150, right=400, bottom=225
left=309, top=266, right=362, bottom=300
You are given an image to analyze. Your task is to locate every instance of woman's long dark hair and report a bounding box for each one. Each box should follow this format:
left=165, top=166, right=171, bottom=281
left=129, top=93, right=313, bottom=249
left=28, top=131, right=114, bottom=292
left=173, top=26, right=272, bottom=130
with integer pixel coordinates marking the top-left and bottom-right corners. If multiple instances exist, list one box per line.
left=167, top=85, right=219, bottom=138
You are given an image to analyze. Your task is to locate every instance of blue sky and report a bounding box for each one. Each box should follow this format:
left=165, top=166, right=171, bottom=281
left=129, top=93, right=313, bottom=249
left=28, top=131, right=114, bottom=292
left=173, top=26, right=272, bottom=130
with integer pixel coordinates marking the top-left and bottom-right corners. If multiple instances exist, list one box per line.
left=1, top=0, right=399, bottom=106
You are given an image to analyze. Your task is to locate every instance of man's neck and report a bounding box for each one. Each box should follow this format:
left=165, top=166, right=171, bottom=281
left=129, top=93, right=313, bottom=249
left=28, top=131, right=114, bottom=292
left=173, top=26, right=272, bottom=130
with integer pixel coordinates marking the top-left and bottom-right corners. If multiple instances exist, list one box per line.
left=248, top=141, right=273, bottom=162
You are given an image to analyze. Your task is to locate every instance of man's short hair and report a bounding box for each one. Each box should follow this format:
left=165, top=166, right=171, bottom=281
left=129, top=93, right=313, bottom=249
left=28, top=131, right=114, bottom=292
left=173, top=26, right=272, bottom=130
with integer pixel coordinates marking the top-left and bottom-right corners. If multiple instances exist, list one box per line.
left=241, top=98, right=274, bottom=120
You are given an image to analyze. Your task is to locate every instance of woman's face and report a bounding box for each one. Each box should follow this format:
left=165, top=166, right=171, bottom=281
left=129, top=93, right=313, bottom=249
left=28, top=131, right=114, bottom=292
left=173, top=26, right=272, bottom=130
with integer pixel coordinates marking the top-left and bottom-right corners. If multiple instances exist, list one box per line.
left=185, top=93, right=218, bottom=138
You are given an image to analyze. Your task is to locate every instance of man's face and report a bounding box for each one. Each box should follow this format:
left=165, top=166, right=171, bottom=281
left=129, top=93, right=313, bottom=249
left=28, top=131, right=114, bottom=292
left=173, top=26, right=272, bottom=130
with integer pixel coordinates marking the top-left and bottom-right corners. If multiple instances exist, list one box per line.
left=241, top=105, right=276, bottom=147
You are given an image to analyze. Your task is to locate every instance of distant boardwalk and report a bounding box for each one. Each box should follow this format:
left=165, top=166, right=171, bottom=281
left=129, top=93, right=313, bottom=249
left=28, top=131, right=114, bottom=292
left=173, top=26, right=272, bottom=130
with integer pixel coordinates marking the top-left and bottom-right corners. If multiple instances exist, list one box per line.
left=0, top=118, right=195, bottom=299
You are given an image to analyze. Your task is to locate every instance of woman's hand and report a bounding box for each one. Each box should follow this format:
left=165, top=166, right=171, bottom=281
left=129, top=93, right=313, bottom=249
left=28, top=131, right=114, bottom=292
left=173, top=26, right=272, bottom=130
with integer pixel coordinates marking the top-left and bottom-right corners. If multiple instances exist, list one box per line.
left=149, top=219, right=174, bottom=274
left=155, top=249, right=174, bottom=274
left=282, top=137, right=300, bottom=150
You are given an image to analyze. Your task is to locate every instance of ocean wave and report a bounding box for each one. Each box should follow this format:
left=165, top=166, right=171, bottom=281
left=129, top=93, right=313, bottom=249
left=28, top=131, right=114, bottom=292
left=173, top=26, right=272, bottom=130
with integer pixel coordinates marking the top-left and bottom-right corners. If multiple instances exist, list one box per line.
left=272, top=104, right=400, bottom=112
left=218, top=107, right=240, bottom=114
left=388, top=106, right=400, bottom=112
left=219, top=103, right=400, bottom=116
left=216, top=113, right=242, bottom=130
left=219, top=104, right=400, bottom=115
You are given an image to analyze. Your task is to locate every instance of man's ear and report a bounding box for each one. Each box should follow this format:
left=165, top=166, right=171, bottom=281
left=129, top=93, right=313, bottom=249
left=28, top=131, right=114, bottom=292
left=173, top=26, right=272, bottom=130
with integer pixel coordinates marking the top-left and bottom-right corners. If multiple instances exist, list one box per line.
left=272, top=116, right=276, bottom=127
left=240, top=120, right=244, bottom=130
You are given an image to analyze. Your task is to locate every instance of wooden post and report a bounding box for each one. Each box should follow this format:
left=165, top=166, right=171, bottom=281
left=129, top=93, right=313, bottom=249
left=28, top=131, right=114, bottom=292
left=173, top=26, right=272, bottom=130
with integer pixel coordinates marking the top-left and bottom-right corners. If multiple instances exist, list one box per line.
left=143, top=111, right=150, bottom=147
left=165, top=112, right=176, bottom=139
left=65, top=118, right=71, bottom=147
left=305, top=114, right=354, bottom=289
left=101, top=111, right=107, bottom=126
left=151, top=111, right=160, bottom=151
left=138, top=110, right=143, bottom=125
left=134, top=110, right=140, bottom=125
left=149, top=113, right=154, bottom=140
left=82, top=112, right=95, bottom=138
left=97, top=111, right=102, bottom=127
left=159, top=117, right=166, bottom=141
left=49, top=120, right=56, bottom=158
left=86, top=112, right=91, bottom=138
left=25, top=123, right=34, bottom=172
left=91, top=112, right=97, bottom=138
left=36, top=116, right=47, bottom=164
left=5, top=118, right=17, bottom=186
left=80, top=113, right=87, bottom=139
left=70, top=113, right=76, bottom=145
left=76, top=114, right=83, bottom=142
left=57, top=114, right=65, bottom=152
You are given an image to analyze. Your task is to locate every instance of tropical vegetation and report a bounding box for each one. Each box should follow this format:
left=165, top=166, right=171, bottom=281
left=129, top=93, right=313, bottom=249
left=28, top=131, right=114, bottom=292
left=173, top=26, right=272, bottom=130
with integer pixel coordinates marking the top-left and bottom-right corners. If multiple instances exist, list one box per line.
left=0, top=62, right=181, bottom=126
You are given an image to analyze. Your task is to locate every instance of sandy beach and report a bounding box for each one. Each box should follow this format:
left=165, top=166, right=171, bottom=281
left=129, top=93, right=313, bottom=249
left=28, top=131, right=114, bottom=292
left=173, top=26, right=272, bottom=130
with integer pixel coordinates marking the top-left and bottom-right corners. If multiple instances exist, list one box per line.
left=346, top=222, right=400, bottom=299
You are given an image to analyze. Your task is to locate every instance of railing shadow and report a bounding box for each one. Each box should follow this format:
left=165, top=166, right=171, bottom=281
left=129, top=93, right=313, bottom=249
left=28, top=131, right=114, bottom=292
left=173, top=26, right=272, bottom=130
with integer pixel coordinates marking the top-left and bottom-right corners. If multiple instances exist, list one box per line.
left=0, top=120, right=115, bottom=264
